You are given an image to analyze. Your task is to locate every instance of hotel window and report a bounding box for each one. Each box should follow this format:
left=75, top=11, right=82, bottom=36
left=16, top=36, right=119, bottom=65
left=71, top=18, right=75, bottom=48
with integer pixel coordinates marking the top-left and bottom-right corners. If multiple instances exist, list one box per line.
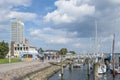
left=24, top=47, right=26, bottom=50
left=26, top=47, right=28, bottom=50
left=15, top=47, right=17, bottom=50
left=20, top=47, right=22, bottom=50
left=18, top=47, right=19, bottom=51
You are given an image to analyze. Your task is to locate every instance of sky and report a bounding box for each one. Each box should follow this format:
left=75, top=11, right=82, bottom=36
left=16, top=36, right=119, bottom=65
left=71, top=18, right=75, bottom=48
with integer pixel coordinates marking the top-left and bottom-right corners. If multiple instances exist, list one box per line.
left=0, top=0, right=120, bottom=54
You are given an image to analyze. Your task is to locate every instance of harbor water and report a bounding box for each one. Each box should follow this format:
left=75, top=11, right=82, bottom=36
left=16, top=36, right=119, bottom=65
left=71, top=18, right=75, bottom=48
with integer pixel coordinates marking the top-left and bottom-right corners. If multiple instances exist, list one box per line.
left=48, top=65, right=120, bottom=80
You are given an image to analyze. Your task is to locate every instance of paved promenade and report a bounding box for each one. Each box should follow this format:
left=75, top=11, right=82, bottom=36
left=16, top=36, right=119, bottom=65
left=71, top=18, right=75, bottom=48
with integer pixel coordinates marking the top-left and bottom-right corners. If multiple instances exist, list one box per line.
left=0, top=59, right=59, bottom=73
left=0, top=61, right=39, bottom=72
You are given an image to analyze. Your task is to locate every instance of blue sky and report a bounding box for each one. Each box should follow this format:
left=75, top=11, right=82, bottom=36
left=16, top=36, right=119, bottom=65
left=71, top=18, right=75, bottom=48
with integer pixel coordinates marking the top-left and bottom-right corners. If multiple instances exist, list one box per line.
left=0, top=0, right=120, bottom=54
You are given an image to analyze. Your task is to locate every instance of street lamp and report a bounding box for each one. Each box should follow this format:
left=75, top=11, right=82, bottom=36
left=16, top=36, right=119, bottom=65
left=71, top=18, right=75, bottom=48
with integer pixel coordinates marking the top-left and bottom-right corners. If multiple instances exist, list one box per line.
left=9, top=48, right=11, bottom=63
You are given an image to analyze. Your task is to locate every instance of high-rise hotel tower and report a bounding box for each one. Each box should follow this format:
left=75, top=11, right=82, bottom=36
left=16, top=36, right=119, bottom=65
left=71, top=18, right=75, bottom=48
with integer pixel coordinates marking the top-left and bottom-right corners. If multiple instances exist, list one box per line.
left=11, top=19, right=24, bottom=43
left=10, top=19, right=24, bottom=56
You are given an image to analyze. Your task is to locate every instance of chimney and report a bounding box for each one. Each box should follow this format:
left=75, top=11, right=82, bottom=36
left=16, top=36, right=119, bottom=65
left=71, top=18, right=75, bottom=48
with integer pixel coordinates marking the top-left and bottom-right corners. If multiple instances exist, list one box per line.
left=10, top=41, right=15, bottom=56
left=25, top=38, right=29, bottom=46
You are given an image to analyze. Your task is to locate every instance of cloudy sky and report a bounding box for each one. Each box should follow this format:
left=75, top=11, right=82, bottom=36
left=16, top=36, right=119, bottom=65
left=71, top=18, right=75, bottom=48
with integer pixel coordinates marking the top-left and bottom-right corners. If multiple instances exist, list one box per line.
left=0, top=0, right=120, bottom=54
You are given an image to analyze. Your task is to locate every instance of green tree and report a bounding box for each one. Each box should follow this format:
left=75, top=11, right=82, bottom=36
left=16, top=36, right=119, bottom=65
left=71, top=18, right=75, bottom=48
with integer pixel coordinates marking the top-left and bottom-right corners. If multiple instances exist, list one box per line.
left=0, top=41, right=9, bottom=58
left=60, top=48, right=68, bottom=55
left=38, top=48, right=44, bottom=52
left=69, top=51, right=76, bottom=55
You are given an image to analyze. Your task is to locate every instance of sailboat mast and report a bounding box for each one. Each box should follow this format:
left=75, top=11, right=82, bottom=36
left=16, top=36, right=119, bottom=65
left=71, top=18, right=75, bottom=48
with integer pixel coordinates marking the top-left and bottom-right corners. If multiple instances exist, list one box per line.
left=95, top=20, right=98, bottom=56
left=112, top=34, right=115, bottom=77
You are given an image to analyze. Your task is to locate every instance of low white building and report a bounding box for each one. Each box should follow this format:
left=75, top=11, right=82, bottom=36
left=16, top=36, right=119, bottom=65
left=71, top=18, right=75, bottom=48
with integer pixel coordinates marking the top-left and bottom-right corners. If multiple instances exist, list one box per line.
left=14, top=43, right=28, bottom=57
left=9, top=38, right=38, bottom=58
left=11, top=43, right=38, bottom=58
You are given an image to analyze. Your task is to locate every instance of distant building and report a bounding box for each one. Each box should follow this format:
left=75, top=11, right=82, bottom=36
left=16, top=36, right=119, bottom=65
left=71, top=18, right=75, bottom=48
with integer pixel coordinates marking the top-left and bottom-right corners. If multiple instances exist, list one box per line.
left=44, top=50, right=59, bottom=56
left=43, top=50, right=60, bottom=59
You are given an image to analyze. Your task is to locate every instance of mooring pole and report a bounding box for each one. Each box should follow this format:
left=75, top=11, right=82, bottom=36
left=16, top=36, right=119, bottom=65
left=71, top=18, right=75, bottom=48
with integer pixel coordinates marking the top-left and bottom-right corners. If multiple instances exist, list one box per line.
left=93, top=63, right=99, bottom=80
left=88, top=62, right=90, bottom=80
left=61, top=55, right=64, bottom=77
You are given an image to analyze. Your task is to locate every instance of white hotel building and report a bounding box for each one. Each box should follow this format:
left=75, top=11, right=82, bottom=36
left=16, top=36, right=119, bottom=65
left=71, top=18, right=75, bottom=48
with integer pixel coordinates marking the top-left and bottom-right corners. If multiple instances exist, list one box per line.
left=11, top=19, right=24, bottom=43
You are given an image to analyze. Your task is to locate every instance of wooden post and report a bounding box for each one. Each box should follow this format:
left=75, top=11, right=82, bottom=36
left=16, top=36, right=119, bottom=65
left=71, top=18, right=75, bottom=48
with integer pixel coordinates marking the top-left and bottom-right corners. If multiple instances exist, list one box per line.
left=88, top=62, right=90, bottom=80
left=69, top=61, right=72, bottom=71
left=93, top=63, right=99, bottom=80
left=61, top=55, right=64, bottom=77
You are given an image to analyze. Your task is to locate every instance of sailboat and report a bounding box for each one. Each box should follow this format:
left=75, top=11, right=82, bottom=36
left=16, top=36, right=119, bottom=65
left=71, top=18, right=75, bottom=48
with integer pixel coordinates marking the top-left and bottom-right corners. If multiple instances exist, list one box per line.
left=98, top=63, right=107, bottom=74
left=94, top=20, right=106, bottom=74
left=109, top=34, right=120, bottom=74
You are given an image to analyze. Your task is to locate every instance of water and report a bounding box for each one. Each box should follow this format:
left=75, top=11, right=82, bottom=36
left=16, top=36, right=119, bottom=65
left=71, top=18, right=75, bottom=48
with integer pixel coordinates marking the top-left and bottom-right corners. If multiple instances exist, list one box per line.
left=48, top=65, right=120, bottom=80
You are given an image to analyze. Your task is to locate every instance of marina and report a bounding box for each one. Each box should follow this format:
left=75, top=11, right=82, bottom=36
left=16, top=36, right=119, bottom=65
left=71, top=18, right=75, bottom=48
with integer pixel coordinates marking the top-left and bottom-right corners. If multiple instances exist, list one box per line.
left=48, top=64, right=120, bottom=80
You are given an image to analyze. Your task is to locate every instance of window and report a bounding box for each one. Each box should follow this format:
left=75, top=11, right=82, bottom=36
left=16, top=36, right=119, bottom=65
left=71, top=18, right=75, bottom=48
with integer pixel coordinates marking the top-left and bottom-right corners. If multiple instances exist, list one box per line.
left=18, top=47, right=19, bottom=51
left=15, top=47, right=17, bottom=50
left=26, top=47, right=28, bottom=50
left=20, top=47, right=22, bottom=50
left=23, top=54, right=32, bottom=58
left=24, top=47, right=26, bottom=50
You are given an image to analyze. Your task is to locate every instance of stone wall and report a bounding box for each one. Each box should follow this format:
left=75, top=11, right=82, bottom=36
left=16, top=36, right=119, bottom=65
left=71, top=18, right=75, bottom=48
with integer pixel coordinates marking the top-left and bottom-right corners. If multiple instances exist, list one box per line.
left=0, top=62, right=51, bottom=80
left=23, top=65, right=61, bottom=80
left=0, top=62, right=67, bottom=80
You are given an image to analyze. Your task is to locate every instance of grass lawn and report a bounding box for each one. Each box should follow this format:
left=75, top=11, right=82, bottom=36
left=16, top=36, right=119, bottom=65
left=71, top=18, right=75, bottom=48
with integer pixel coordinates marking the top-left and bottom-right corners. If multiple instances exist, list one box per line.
left=0, top=58, right=22, bottom=64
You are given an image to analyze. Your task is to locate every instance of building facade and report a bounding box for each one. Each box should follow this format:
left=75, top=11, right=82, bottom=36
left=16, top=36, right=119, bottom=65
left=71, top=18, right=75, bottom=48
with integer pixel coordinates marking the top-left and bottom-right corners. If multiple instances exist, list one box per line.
left=14, top=42, right=29, bottom=57
left=11, top=19, right=24, bottom=43
left=9, top=37, right=38, bottom=58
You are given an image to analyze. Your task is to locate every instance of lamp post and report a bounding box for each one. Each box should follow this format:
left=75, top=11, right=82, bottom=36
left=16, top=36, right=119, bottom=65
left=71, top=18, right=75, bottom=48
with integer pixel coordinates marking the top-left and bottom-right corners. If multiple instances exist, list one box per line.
left=9, top=49, right=11, bottom=63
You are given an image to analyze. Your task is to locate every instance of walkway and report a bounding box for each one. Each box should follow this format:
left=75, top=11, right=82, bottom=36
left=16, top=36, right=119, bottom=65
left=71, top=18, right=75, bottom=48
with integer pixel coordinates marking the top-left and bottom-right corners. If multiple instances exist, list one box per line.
left=0, top=59, right=59, bottom=73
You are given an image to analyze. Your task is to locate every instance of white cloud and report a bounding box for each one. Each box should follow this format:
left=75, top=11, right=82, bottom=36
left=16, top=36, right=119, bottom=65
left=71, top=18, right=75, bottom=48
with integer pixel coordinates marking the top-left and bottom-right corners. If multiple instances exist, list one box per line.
left=29, top=27, right=78, bottom=44
left=108, top=0, right=120, bottom=4
left=8, top=11, right=38, bottom=21
left=9, top=0, right=31, bottom=6
left=29, top=27, right=95, bottom=53
left=45, top=11, right=75, bottom=24
left=0, top=0, right=32, bottom=22
left=44, top=0, right=95, bottom=24
left=0, top=0, right=31, bottom=7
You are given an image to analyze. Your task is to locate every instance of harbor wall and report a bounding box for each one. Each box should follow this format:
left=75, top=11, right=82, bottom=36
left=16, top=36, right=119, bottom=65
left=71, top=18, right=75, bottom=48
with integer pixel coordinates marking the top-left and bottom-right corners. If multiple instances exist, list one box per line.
left=0, top=61, right=67, bottom=80
left=24, top=64, right=61, bottom=80
left=22, top=62, right=67, bottom=80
